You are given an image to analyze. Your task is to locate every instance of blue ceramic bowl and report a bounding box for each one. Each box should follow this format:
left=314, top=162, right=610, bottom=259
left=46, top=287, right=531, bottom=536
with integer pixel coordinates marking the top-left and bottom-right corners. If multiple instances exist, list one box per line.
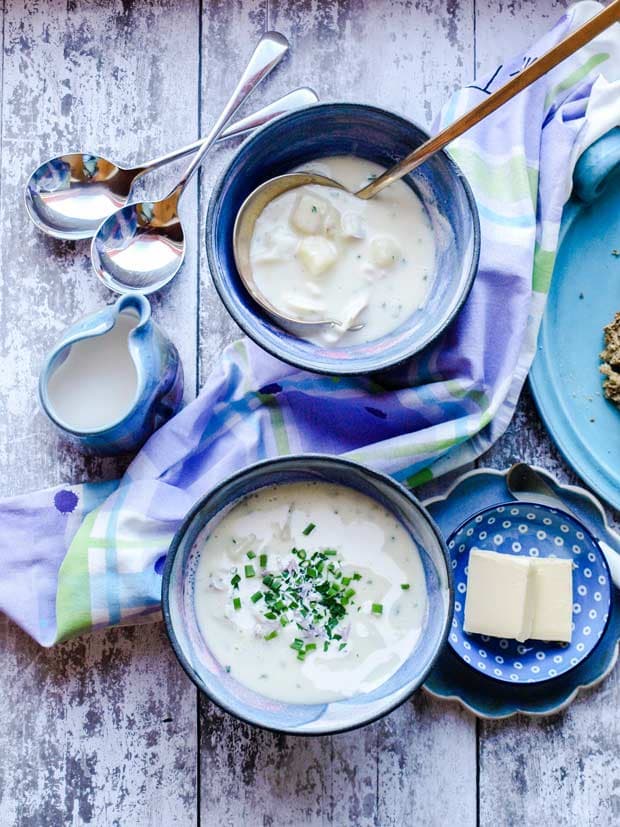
left=447, top=502, right=612, bottom=684
left=206, top=103, right=480, bottom=375
left=162, top=455, right=452, bottom=735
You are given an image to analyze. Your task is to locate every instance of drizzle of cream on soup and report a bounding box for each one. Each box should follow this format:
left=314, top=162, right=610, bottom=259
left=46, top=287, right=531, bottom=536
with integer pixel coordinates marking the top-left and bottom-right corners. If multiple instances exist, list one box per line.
left=249, top=155, right=436, bottom=347
left=193, top=481, right=427, bottom=704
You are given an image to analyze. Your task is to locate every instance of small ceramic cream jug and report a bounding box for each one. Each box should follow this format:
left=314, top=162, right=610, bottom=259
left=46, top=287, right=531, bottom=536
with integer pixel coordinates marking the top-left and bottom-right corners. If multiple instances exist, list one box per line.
left=39, top=294, right=183, bottom=454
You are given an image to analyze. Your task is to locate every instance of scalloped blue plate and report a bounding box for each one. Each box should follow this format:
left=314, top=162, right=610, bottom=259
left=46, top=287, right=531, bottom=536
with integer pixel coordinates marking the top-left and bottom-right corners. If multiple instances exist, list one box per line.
left=422, top=467, right=620, bottom=718
left=447, top=502, right=611, bottom=684
left=530, top=128, right=620, bottom=511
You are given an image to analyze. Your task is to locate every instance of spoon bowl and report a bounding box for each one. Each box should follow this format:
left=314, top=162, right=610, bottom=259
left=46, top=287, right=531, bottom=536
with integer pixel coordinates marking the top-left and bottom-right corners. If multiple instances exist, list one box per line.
left=91, top=31, right=289, bottom=295
left=25, top=153, right=138, bottom=241
left=91, top=190, right=185, bottom=294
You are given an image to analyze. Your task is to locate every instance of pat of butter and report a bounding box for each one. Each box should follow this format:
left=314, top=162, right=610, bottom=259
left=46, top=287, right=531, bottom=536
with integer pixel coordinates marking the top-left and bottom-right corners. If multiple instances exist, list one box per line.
left=464, top=549, right=534, bottom=642
left=530, top=558, right=573, bottom=643
left=463, top=549, right=573, bottom=644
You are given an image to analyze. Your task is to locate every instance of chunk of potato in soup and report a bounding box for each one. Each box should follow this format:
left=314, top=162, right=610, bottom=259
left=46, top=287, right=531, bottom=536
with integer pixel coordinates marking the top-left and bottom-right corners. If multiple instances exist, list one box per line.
left=249, top=156, right=436, bottom=346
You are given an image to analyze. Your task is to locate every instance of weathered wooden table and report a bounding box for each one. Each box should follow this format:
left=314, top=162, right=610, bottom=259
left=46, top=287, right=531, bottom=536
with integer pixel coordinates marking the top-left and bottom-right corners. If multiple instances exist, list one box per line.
left=0, top=1, right=617, bottom=824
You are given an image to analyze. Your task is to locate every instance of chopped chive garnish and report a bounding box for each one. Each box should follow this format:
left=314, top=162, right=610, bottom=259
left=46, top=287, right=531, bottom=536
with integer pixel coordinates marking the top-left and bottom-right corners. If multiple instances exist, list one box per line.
left=225, top=665, right=231, bottom=673
left=338, top=642, right=347, bottom=651
left=371, top=603, right=383, bottom=615
left=241, top=541, right=368, bottom=661
left=233, top=597, right=241, bottom=611
left=302, top=523, right=316, bottom=536
left=231, top=573, right=241, bottom=588
left=264, top=630, right=278, bottom=641
left=400, top=583, right=410, bottom=590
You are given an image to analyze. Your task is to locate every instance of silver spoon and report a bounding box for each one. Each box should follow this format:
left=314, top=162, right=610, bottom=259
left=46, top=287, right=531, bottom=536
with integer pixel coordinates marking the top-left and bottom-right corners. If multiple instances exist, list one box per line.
left=90, top=31, right=289, bottom=295
left=506, top=463, right=620, bottom=589
left=233, top=0, right=620, bottom=328
left=25, top=87, right=317, bottom=242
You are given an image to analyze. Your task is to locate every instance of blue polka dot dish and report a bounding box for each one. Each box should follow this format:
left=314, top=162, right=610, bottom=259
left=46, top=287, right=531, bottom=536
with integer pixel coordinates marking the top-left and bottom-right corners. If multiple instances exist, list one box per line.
left=447, top=502, right=612, bottom=685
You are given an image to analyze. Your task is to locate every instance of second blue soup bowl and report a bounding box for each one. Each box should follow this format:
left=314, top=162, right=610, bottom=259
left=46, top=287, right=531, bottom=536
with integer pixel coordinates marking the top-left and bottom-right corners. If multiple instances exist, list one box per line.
left=206, top=102, right=480, bottom=375
left=162, top=455, right=453, bottom=735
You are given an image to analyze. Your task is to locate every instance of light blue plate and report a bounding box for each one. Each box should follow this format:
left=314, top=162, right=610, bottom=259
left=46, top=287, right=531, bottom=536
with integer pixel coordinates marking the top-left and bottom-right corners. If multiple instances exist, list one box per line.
left=447, top=502, right=611, bottom=684
left=530, top=127, right=620, bottom=511
left=423, top=467, right=620, bottom=718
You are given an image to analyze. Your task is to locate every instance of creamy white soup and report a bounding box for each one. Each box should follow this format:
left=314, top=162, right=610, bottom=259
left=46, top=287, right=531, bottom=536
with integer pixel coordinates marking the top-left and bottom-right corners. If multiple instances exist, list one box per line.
left=193, top=481, right=427, bottom=704
left=249, top=156, right=436, bottom=347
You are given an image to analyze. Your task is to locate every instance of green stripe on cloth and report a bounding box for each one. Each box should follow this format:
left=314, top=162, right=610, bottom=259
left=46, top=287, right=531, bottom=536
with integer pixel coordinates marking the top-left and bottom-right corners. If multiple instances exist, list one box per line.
left=405, top=466, right=435, bottom=488
left=532, top=244, right=556, bottom=293
left=449, top=146, right=538, bottom=205
left=255, top=390, right=291, bottom=454
left=544, top=52, right=609, bottom=111
left=55, top=507, right=97, bottom=641
left=350, top=434, right=463, bottom=464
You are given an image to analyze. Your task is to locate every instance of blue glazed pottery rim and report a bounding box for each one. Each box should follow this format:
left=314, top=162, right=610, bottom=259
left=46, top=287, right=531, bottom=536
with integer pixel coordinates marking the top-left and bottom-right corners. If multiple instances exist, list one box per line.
left=205, top=102, right=480, bottom=376
left=445, top=499, right=612, bottom=685
left=529, top=127, right=620, bottom=511
left=38, top=293, right=151, bottom=437
left=422, top=466, right=620, bottom=719
left=162, top=453, right=453, bottom=736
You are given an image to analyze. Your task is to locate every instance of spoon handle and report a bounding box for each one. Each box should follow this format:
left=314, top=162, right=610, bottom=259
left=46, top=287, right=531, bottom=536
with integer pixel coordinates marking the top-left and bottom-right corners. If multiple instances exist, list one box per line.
left=173, top=31, right=288, bottom=196
left=357, top=0, right=620, bottom=199
left=139, top=87, right=317, bottom=174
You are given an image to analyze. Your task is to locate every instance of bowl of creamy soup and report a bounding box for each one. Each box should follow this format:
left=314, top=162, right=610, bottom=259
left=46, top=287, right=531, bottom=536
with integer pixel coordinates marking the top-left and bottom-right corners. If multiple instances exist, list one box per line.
left=206, top=103, right=479, bottom=375
left=162, top=455, right=452, bottom=734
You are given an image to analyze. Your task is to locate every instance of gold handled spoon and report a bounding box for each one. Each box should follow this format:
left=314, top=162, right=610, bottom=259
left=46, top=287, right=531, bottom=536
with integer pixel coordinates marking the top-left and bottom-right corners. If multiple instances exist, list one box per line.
left=234, top=0, right=620, bottom=328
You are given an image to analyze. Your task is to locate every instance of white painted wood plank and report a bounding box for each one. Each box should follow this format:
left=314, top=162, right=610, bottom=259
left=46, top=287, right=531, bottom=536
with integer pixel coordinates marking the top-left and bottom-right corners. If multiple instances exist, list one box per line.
left=478, top=392, right=620, bottom=826
left=0, top=1, right=200, bottom=823
left=200, top=692, right=476, bottom=827
left=197, top=3, right=476, bottom=825
left=197, top=0, right=269, bottom=379
left=475, top=0, right=569, bottom=76
left=267, top=0, right=471, bottom=132
left=475, top=3, right=619, bottom=820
